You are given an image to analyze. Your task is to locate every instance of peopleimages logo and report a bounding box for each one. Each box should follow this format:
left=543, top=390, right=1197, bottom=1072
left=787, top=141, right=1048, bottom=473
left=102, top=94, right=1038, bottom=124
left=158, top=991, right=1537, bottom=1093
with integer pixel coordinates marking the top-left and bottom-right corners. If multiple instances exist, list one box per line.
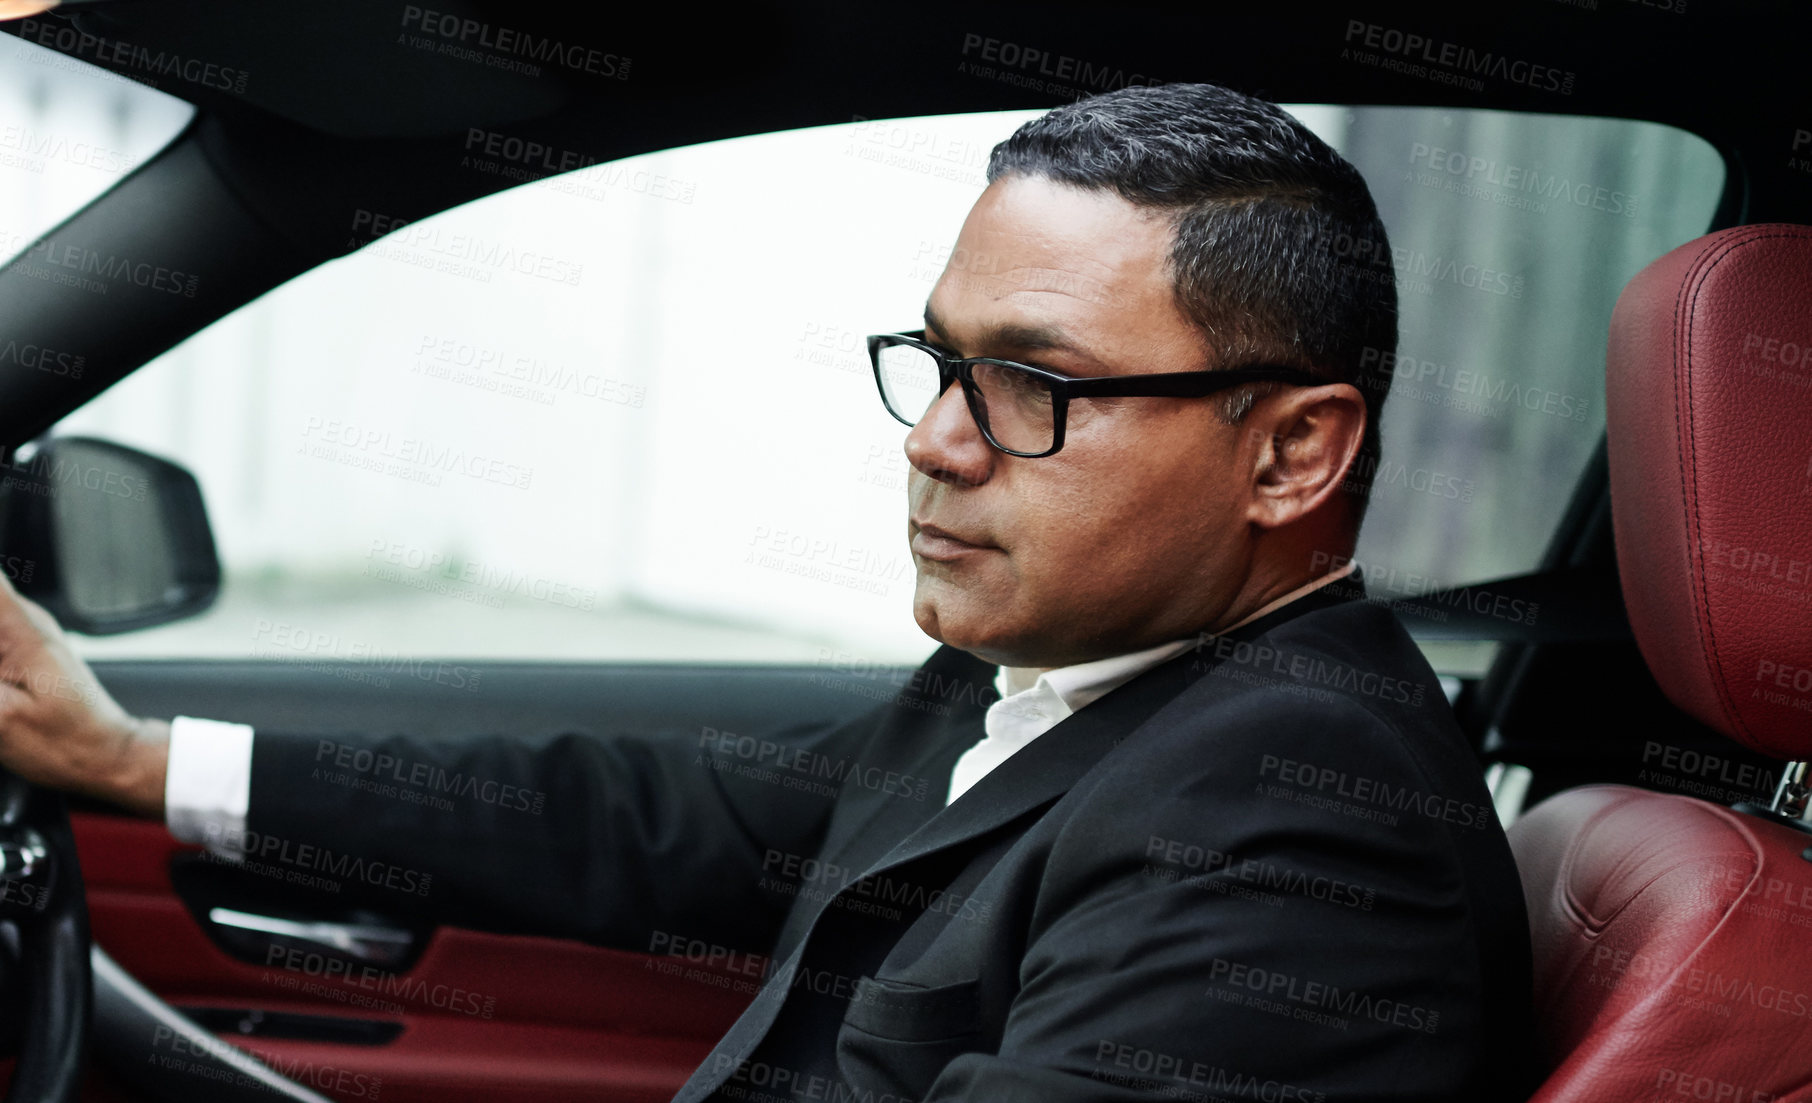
left=299, top=417, right=534, bottom=490
left=1144, top=835, right=1376, bottom=911
left=0, top=124, right=138, bottom=175
left=15, top=18, right=250, bottom=93
left=200, top=823, right=433, bottom=897
left=1093, top=1040, right=1326, bottom=1103
left=363, top=223, right=584, bottom=287
left=463, top=128, right=599, bottom=173
left=1258, top=754, right=1492, bottom=830
left=1641, top=741, right=1777, bottom=794
left=399, top=6, right=630, bottom=79
left=697, top=725, right=932, bottom=801
left=1744, top=331, right=1812, bottom=374
left=957, top=32, right=1158, bottom=92
left=1197, top=635, right=1429, bottom=708
left=264, top=944, right=495, bottom=1018
left=1207, top=957, right=1441, bottom=1034
left=14, top=237, right=198, bottom=297
left=0, top=450, right=149, bottom=502
left=0, top=341, right=84, bottom=379
left=1342, top=20, right=1575, bottom=95
left=149, top=1024, right=382, bottom=1100
left=1408, top=143, right=1636, bottom=218
left=1359, top=346, right=1591, bottom=423
left=314, top=739, right=546, bottom=814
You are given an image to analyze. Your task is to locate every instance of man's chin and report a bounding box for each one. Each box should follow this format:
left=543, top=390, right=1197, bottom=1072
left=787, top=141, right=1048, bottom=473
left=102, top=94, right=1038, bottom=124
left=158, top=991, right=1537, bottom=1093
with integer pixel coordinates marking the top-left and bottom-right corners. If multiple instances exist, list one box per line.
left=912, top=593, right=1041, bottom=668
left=913, top=585, right=1002, bottom=661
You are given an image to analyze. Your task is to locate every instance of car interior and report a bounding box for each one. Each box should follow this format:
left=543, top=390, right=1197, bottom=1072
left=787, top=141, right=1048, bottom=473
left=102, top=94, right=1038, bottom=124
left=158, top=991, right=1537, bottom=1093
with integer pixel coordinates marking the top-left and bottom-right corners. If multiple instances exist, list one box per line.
left=0, top=2, right=1807, bottom=1101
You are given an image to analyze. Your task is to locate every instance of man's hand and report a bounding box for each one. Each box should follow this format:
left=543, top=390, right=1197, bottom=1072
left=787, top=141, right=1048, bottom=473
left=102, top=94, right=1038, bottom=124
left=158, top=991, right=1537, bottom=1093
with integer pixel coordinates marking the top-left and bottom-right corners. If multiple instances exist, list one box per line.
left=0, top=572, right=168, bottom=817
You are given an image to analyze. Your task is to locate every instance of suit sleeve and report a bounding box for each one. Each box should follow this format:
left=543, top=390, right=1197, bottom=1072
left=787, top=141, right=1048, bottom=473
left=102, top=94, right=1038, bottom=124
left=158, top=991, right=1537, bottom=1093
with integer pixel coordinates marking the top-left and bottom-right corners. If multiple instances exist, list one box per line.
left=238, top=706, right=883, bottom=957
left=922, top=689, right=1497, bottom=1102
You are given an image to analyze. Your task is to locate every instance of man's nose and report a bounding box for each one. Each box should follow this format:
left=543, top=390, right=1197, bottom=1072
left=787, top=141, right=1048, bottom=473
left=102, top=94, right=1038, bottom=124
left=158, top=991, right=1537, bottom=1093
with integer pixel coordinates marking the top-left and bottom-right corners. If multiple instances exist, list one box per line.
left=904, top=381, right=995, bottom=487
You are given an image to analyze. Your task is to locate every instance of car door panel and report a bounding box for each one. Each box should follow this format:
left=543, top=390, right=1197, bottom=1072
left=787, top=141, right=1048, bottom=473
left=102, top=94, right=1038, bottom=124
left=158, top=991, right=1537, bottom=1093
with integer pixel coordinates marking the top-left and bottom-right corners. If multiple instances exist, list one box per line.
left=71, top=660, right=901, bottom=1102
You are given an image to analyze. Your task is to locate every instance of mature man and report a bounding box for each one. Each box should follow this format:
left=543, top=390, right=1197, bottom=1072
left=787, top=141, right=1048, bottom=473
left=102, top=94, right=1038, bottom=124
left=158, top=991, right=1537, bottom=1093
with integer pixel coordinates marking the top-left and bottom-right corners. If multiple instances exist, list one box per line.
left=0, top=82, right=1534, bottom=1100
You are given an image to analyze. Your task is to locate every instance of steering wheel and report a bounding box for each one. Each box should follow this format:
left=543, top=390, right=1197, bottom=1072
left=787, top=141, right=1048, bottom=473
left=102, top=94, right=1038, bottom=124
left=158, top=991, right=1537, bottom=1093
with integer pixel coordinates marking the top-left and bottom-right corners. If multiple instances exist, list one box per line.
left=0, top=768, right=89, bottom=1103
left=0, top=765, right=339, bottom=1103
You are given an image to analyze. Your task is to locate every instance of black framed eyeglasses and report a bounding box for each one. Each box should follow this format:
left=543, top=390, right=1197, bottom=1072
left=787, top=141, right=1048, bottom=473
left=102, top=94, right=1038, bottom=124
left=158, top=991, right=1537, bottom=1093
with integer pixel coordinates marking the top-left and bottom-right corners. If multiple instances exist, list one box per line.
left=867, top=330, right=1325, bottom=458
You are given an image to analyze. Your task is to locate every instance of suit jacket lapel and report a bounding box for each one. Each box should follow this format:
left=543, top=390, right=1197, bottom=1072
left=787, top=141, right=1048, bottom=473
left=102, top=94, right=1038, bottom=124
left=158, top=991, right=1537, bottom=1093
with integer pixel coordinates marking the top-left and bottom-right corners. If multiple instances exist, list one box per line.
left=860, top=649, right=1201, bottom=878
left=857, top=574, right=1364, bottom=882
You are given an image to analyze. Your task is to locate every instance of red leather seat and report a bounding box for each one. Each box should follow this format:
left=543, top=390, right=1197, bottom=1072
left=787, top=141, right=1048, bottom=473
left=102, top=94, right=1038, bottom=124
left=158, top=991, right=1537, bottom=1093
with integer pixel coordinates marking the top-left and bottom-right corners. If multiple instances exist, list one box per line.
left=1508, top=224, right=1812, bottom=1101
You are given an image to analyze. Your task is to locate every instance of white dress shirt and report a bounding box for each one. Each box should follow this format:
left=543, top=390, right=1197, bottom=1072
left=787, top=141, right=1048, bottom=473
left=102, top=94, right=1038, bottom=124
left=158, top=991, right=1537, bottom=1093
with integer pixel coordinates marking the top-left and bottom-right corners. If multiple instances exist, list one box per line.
left=165, top=714, right=254, bottom=859
left=166, top=562, right=1358, bottom=842
left=947, top=561, right=1359, bottom=803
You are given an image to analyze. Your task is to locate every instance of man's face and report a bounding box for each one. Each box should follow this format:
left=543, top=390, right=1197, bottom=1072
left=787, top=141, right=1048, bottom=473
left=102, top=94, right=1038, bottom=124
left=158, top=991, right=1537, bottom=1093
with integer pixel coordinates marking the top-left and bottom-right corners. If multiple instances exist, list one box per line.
left=905, top=173, right=1263, bottom=669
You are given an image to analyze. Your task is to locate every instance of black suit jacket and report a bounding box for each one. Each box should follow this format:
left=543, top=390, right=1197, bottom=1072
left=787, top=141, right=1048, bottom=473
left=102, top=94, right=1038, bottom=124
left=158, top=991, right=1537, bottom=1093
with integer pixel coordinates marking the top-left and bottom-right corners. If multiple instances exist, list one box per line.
left=247, top=579, right=1537, bottom=1101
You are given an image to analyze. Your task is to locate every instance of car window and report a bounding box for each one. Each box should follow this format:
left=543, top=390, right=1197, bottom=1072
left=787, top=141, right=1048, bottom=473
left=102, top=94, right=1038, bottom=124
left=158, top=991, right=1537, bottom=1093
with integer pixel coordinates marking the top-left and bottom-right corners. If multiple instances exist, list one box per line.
left=53, top=106, right=1723, bottom=676
left=0, top=32, right=193, bottom=266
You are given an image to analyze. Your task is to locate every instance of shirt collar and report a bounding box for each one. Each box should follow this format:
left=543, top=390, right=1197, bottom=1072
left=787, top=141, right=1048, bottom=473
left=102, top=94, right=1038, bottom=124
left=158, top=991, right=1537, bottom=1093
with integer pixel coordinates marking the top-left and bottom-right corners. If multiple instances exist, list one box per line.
left=993, top=560, right=1361, bottom=709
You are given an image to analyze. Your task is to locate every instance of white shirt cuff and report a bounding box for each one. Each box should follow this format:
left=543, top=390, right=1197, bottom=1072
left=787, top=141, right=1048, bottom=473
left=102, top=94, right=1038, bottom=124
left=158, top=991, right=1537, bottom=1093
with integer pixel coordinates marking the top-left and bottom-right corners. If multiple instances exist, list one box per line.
left=164, top=715, right=254, bottom=863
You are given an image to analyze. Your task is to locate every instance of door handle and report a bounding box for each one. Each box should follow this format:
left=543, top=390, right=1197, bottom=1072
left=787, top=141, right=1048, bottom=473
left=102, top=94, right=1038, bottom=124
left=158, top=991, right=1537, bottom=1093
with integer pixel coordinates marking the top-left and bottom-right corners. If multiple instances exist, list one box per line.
left=207, top=907, right=416, bottom=968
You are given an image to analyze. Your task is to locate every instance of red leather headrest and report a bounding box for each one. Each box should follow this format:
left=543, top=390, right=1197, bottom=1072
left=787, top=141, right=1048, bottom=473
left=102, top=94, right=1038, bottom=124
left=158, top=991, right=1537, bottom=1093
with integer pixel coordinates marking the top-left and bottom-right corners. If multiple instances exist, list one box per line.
left=1607, top=225, right=1812, bottom=759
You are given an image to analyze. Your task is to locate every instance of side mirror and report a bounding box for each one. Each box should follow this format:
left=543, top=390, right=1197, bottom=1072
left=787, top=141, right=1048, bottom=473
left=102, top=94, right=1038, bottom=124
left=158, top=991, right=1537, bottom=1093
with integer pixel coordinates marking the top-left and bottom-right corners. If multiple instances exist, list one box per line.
left=0, top=436, right=221, bottom=635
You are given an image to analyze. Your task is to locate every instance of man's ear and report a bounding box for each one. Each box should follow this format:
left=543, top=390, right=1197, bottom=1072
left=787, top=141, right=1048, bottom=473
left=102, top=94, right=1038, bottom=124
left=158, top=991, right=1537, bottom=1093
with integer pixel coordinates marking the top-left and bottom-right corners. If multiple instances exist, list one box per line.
left=1243, top=384, right=1367, bottom=530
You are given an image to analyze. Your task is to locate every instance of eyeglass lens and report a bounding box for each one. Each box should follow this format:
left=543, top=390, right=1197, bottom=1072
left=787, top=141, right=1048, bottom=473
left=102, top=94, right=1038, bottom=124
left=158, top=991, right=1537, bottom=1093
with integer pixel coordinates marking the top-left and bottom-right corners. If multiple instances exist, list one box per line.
left=876, top=343, right=1055, bottom=454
